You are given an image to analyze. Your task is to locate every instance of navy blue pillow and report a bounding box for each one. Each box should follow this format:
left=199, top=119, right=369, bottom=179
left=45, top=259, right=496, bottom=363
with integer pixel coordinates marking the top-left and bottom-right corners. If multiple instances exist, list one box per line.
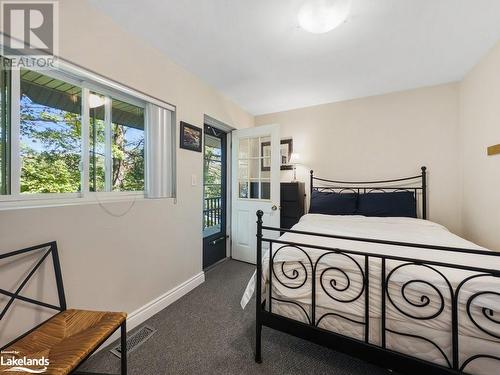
left=356, top=192, right=417, bottom=218
left=309, top=191, right=358, bottom=215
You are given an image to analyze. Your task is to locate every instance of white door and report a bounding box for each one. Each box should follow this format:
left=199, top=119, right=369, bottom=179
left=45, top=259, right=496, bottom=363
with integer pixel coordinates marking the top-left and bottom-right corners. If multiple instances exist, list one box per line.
left=231, top=124, right=281, bottom=264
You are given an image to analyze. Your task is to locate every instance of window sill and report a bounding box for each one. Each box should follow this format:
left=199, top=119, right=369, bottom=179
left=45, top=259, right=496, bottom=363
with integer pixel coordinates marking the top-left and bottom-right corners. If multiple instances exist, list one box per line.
left=0, top=192, right=146, bottom=211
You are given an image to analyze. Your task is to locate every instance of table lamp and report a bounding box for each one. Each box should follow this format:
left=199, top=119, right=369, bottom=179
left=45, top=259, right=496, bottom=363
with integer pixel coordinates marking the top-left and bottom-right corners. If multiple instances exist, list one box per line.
left=289, top=152, right=300, bottom=182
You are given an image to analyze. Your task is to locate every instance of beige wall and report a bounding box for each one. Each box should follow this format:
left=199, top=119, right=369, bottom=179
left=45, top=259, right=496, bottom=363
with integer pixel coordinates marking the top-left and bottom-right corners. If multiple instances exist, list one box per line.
left=0, top=0, right=253, bottom=345
left=256, top=84, right=463, bottom=234
left=459, top=41, right=500, bottom=251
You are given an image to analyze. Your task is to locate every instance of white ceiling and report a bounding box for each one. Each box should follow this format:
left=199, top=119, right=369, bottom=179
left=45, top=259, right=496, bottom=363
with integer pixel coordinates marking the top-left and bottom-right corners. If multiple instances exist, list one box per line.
left=89, top=0, right=500, bottom=115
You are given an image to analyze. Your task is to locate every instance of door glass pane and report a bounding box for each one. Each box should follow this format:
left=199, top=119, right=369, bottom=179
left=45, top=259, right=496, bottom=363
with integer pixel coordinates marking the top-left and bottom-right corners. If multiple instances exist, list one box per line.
left=261, top=137, right=271, bottom=200
left=261, top=157, right=271, bottom=179
left=261, top=180, right=270, bottom=200
left=239, top=138, right=248, bottom=158
left=238, top=181, right=248, bottom=198
left=111, top=98, right=145, bottom=191
left=249, top=137, right=260, bottom=158
left=249, top=181, right=259, bottom=199
left=261, top=135, right=270, bottom=150
left=260, top=137, right=271, bottom=194
left=89, top=92, right=105, bottom=192
left=249, top=158, right=259, bottom=180
left=20, top=69, right=82, bottom=193
left=238, top=160, right=248, bottom=179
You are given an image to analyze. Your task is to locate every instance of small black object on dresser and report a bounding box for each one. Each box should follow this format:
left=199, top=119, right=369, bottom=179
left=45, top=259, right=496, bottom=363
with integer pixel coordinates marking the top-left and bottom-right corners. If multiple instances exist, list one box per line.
left=280, top=182, right=305, bottom=229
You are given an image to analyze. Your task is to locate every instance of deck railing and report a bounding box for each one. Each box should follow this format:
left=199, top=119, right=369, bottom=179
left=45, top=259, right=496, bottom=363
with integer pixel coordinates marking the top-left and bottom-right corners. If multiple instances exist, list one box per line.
left=204, top=196, right=222, bottom=229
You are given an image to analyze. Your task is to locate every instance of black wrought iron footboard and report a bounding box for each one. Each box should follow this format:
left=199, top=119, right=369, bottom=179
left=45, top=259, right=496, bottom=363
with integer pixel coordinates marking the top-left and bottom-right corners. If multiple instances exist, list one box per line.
left=254, top=211, right=500, bottom=375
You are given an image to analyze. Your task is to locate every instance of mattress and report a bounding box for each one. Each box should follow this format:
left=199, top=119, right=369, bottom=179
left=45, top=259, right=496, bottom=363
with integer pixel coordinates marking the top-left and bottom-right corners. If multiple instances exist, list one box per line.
left=241, top=214, right=500, bottom=375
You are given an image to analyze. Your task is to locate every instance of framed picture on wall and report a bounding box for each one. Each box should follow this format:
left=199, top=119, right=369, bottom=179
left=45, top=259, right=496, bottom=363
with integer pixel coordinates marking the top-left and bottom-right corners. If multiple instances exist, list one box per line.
left=180, top=121, right=202, bottom=152
left=261, top=138, right=293, bottom=171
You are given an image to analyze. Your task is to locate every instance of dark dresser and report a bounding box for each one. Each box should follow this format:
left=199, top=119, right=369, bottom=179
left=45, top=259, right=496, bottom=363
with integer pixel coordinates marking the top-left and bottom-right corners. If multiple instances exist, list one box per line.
left=280, top=182, right=306, bottom=229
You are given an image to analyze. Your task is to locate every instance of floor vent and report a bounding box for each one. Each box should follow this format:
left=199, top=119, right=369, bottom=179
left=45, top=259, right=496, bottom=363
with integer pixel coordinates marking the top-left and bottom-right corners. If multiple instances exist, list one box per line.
left=110, top=325, right=157, bottom=358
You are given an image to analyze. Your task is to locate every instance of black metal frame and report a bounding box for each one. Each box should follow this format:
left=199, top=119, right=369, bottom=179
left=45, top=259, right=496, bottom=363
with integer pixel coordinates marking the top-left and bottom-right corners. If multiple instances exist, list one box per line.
left=254, top=168, right=500, bottom=374
left=310, top=166, right=427, bottom=219
left=0, top=242, right=127, bottom=375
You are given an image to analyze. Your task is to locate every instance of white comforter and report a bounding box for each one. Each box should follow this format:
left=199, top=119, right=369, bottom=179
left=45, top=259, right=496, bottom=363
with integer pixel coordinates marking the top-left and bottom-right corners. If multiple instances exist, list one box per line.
left=241, top=214, right=500, bottom=374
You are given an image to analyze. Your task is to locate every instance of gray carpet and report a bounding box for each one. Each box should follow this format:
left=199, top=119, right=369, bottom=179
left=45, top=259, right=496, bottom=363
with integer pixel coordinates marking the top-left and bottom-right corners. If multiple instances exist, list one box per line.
left=82, top=260, right=391, bottom=374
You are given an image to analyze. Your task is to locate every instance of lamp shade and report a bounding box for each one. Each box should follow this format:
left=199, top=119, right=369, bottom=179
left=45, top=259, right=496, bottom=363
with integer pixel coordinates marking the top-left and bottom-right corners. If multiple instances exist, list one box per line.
left=289, top=152, right=300, bottom=164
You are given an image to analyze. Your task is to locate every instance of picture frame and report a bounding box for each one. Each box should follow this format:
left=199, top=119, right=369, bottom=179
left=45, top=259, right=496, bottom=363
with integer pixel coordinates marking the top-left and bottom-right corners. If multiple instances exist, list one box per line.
left=260, top=138, right=293, bottom=171
left=180, top=121, right=202, bottom=152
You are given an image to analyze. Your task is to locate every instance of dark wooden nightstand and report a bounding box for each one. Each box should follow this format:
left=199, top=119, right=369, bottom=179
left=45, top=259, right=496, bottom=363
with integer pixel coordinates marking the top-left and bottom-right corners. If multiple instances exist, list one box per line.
left=280, top=182, right=305, bottom=229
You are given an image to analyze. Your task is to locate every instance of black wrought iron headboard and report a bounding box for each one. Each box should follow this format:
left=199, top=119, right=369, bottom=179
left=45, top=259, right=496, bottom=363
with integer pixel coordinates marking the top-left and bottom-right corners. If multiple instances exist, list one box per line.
left=310, top=166, right=427, bottom=219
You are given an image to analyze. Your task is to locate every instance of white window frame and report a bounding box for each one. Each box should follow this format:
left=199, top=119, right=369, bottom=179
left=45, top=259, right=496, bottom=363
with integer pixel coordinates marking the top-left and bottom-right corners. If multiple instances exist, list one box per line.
left=0, top=59, right=175, bottom=210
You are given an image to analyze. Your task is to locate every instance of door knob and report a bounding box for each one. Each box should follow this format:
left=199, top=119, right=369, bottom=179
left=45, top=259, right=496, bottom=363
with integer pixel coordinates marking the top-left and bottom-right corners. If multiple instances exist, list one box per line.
left=271, top=205, right=278, bottom=211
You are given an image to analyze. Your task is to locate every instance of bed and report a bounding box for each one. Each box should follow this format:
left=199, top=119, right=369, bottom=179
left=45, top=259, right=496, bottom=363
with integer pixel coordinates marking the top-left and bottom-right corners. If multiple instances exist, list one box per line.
left=241, top=167, right=500, bottom=375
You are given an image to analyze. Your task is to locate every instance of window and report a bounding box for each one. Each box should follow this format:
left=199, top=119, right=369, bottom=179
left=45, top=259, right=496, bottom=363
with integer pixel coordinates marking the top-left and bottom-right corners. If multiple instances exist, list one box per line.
left=0, top=59, right=174, bottom=206
left=20, top=69, right=82, bottom=193
left=88, top=94, right=145, bottom=192
left=16, top=70, right=146, bottom=196
left=89, top=92, right=106, bottom=192
left=111, top=98, right=144, bottom=191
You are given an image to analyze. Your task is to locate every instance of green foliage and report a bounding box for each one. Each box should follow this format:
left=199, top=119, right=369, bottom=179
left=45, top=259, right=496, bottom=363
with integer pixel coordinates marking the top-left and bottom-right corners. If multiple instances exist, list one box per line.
left=111, top=123, right=144, bottom=192
left=21, top=150, right=80, bottom=193
left=203, top=146, right=221, bottom=199
left=20, top=93, right=145, bottom=194
left=20, top=101, right=82, bottom=193
left=0, top=120, right=8, bottom=195
left=203, top=145, right=222, bottom=229
left=89, top=116, right=105, bottom=192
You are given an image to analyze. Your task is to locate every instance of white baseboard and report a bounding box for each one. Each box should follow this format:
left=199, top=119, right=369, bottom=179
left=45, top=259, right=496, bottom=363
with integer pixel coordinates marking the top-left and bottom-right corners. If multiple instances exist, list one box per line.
left=127, top=271, right=205, bottom=329
left=98, top=271, right=205, bottom=351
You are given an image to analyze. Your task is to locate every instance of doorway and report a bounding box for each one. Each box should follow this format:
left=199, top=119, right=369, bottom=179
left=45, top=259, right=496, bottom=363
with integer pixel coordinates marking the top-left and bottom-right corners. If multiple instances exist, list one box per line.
left=230, top=124, right=281, bottom=264
left=203, top=124, right=227, bottom=269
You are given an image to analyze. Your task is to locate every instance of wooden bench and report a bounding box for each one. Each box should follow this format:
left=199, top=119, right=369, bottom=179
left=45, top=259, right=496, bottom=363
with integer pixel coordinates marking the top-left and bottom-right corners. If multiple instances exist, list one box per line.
left=0, top=242, right=127, bottom=375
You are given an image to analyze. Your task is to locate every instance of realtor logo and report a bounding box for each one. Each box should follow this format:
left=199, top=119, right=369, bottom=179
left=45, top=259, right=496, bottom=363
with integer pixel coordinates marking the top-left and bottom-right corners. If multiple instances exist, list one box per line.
left=1, top=351, right=49, bottom=373
left=1, top=1, right=58, bottom=68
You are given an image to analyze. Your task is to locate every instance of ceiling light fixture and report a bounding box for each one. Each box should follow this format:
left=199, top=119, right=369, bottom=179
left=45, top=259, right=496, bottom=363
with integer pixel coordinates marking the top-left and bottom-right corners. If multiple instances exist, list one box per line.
left=298, top=0, right=351, bottom=34
left=88, top=93, right=105, bottom=108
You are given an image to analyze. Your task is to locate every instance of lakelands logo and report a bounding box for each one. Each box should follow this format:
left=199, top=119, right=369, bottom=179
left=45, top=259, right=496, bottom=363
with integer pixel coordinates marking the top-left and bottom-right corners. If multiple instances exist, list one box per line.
left=1, top=351, right=49, bottom=373
left=0, top=1, right=59, bottom=68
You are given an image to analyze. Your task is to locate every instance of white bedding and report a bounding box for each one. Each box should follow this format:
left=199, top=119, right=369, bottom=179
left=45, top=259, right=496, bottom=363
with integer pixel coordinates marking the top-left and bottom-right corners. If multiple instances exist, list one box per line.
left=241, top=214, right=500, bottom=374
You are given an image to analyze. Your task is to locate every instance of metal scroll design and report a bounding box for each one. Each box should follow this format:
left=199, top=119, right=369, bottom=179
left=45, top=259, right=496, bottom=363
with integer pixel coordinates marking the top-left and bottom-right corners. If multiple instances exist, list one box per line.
left=457, top=274, right=500, bottom=372
left=384, top=263, right=454, bottom=367
left=270, top=247, right=367, bottom=332
left=270, top=245, right=314, bottom=323
left=272, top=245, right=313, bottom=290
left=385, top=263, right=452, bottom=321
left=315, top=251, right=366, bottom=328
left=268, top=244, right=500, bottom=372
left=384, top=266, right=500, bottom=371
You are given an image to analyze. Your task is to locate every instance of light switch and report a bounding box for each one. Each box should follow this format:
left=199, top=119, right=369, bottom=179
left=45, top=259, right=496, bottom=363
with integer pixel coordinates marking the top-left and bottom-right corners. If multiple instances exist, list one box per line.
left=191, top=174, right=197, bottom=186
